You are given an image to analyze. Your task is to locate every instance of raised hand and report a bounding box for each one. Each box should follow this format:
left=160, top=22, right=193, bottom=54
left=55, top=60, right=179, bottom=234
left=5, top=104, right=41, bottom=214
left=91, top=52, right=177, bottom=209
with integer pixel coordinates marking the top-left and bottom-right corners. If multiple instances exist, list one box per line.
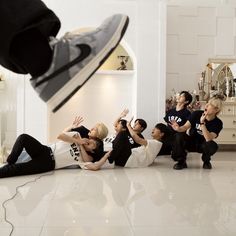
left=200, top=111, right=207, bottom=124
left=127, top=116, right=134, bottom=128
left=170, top=120, right=180, bottom=131
left=120, top=108, right=129, bottom=118
left=72, top=116, right=84, bottom=129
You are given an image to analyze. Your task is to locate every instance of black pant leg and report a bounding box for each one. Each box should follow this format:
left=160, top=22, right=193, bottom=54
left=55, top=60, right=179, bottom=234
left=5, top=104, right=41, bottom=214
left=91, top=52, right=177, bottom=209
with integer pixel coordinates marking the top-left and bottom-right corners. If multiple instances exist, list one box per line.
left=198, top=140, right=218, bottom=162
left=7, top=134, right=50, bottom=164
left=108, top=131, right=132, bottom=167
left=0, top=158, right=55, bottom=178
left=171, top=132, right=188, bottom=162
left=158, top=135, right=172, bottom=155
left=0, top=0, right=60, bottom=74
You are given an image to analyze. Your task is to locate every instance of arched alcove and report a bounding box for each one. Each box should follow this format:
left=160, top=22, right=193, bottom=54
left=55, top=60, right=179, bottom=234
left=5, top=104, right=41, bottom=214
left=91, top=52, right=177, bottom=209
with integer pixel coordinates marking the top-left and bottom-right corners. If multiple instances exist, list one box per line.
left=47, top=41, right=137, bottom=142
left=99, top=44, right=134, bottom=71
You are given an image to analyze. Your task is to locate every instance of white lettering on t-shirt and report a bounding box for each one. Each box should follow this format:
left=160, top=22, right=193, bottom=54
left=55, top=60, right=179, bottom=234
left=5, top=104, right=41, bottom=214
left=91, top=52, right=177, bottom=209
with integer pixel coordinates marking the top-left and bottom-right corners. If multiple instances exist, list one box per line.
left=196, top=123, right=203, bottom=135
left=168, top=116, right=182, bottom=123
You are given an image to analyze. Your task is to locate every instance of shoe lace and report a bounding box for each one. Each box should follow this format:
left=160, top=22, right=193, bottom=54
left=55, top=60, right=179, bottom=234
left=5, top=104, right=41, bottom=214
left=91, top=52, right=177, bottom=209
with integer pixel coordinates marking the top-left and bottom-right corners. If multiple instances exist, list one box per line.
left=48, top=36, right=66, bottom=49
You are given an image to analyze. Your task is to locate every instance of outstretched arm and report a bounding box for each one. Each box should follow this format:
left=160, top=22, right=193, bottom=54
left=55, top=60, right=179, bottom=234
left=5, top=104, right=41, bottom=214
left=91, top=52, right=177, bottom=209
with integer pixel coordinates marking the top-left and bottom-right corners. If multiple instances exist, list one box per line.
left=57, top=132, right=86, bottom=145
left=113, top=108, right=129, bottom=127
left=127, top=117, right=147, bottom=146
left=84, top=151, right=111, bottom=171
left=57, top=132, right=93, bottom=162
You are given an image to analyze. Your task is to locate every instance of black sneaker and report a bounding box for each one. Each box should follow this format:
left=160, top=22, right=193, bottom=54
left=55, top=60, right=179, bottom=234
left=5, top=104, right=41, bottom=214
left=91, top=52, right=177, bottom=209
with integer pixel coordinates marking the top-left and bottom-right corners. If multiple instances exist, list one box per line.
left=203, top=162, right=212, bottom=169
left=173, top=161, right=187, bottom=170
left=30, top=14, right=129, bottom=112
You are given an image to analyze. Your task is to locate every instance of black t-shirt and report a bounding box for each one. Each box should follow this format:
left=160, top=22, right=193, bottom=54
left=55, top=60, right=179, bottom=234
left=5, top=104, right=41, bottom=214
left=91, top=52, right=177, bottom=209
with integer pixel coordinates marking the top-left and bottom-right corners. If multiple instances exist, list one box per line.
left=71, top=125, right=104, bottom=162
left=129, top=132, right=144, bottom=148
left=164, top=108, right=191, bottom=132
left=188, top=110, right=223, bottom=142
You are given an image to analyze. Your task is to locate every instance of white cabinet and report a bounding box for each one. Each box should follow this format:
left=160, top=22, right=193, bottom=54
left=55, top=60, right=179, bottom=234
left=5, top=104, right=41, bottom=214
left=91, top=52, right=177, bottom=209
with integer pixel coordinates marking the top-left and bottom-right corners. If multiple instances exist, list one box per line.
left=216, top=101, right=236, bottom=144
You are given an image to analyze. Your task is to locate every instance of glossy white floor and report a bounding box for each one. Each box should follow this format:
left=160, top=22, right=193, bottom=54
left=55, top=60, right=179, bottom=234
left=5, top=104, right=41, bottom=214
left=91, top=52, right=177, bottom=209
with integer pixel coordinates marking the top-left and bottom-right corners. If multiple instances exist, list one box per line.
left=0, top=151, right=236, bottom=236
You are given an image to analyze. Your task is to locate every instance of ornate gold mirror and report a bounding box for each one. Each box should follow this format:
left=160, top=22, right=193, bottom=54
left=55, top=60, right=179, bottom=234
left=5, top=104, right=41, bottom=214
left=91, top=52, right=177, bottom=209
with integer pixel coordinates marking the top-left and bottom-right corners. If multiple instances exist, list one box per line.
left=205, top=58, right=236, bottom=99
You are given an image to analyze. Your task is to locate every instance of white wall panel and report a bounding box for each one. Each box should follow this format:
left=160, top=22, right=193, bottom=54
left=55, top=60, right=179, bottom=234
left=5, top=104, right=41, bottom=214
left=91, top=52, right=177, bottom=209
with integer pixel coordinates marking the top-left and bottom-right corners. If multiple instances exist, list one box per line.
left=217, top=18, right=234, bottom=36
left=216, top=7, right=235, bottom=17
left=179, top=72, right=199, bottom=91
left=198, top=7, right=216, bottom=18
left=234, top=18, right=236, bottom=36
left=198, top=36, right=215, bottom=56
left=167, top=2, right=236, bottom=97
left=178, top=55, right=200, bottom=73
left=215, top=36, right=234, bottom=55
left=179, top=6, right=198, bottom=16
left=196, top=17, right=217, bottom=36
left=179, top=34, right=197, bottom=54
left=166, top=55, right=180, bottom=73
left=179, top=16, right=197, bottom=34
left=166, top=73, right=179, bottom=97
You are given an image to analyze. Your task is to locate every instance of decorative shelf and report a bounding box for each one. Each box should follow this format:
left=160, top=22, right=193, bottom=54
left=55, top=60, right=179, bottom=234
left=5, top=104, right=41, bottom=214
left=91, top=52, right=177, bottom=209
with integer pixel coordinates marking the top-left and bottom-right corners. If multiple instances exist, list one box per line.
left=96, top=70, right=134, bottom=75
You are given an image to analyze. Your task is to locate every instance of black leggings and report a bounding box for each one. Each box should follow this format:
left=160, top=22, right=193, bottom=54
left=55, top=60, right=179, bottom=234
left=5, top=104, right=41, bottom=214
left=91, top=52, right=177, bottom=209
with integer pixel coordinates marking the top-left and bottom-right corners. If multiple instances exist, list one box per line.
left=0, top=134, right=55, bottom=178
left=108, top=131, right=132, bottom=167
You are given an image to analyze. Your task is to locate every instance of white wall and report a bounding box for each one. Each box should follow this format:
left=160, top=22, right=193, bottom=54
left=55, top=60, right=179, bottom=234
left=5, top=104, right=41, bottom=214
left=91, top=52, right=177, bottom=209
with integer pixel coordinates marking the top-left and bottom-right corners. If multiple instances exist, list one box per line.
left=48, top=71, right=135, bottom=141
left=0, top=67, right=18, bottom=148
left=166, top=0, right=236, bottom=97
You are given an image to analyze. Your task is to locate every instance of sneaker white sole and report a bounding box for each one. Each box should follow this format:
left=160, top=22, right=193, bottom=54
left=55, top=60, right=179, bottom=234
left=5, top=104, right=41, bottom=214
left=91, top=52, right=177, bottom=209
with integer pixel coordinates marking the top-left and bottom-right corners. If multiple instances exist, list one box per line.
left=47, top=15, right=129, bottom=112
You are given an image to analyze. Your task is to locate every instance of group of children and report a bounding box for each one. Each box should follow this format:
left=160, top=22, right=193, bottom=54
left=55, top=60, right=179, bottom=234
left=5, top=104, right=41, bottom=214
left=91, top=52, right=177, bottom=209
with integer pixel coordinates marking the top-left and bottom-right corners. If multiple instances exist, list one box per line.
left=84, top=91, right=223, bottom=171
left=0, top=91, right=224, bottom=178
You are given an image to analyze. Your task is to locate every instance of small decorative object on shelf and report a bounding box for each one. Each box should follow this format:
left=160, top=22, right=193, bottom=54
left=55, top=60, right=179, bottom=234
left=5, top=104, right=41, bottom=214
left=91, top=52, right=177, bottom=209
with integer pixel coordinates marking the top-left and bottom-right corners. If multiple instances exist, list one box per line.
left=234, top=78, right=236, bottom=97
left=205, top=58, right=236, bottom=100
left=225, top=76, right=231, bottom=98
left=117, top=55, right=129, bottom=70
left=198, top=71, right=207, bottom=101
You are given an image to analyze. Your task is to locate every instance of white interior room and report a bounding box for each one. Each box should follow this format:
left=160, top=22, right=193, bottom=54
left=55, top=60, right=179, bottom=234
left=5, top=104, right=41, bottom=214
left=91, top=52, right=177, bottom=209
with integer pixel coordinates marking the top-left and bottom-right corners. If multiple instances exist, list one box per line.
left=0, top=0, right=236, bottom=235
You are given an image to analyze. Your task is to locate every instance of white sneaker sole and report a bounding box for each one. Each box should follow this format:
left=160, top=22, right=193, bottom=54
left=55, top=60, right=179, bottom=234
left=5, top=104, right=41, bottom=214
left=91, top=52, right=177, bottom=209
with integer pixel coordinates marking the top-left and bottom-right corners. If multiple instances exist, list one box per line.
left=47, top=15, right=129, bottom=112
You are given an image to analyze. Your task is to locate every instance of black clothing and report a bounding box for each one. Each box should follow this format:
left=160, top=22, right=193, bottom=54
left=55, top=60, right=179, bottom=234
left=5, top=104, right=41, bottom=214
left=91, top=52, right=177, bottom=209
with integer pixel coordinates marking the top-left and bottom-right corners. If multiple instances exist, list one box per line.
left=171, top=132, right=218, bottom=163
left=108, top=131, right=132, bottom=167
left=188, top=110, right=223, bottom=142
left=171, top=110, right=223, bottom=163
left=71, top=125, right=104, bottom=162
left=129, top=132, right=144, bottom=148
left=0, top=0, right=60, bottom=74
left=164, top=107, right=191, bottom=133
left=0, top=134, right=55, bottom=178
left=72, top=126, right=90, bottom=138
left=162, top=107, right=191, bottom=155
left=158, top=141, right=172, bottom=155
